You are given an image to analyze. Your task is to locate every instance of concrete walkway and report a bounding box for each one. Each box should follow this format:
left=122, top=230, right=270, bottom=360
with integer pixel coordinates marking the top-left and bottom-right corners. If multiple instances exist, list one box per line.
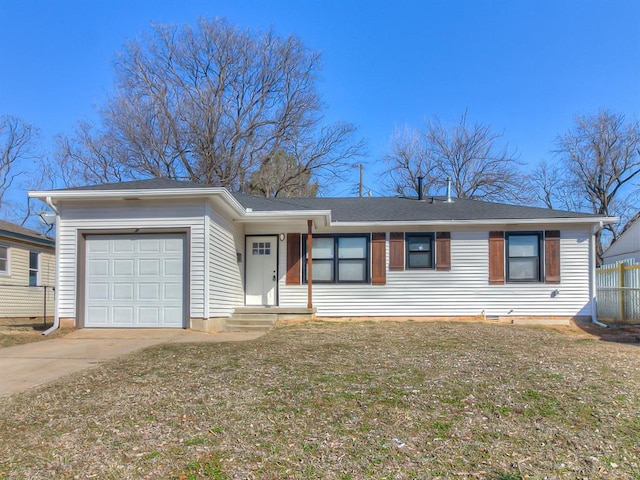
left=0, top=329, right=265, bottom=397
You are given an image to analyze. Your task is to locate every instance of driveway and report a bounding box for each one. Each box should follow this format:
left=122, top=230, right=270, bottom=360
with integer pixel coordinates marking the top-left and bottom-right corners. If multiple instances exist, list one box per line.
left=0, top=329, right=264, bottom=397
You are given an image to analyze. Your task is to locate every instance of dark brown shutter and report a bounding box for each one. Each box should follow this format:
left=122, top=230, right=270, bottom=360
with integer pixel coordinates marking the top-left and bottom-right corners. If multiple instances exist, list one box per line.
left=436, top=232, right=451, bottom=271
left=286, top=233, right=301, bottom=285
left=489, top=231, right=505, bottom=285
left=389, top=232, right=405, bottom=271
left=371, top=232, right=386, bottom=285
left=545, top=230, right=561, bottom=284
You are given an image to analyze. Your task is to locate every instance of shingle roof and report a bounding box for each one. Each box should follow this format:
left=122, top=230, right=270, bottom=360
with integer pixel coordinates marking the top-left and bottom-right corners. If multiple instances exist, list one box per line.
left=58, top=178, right=602, bottom=223
left=61, top=178, right=206, bottom=191
left=232, top=193, right=598, bottom=222
left=0, top=219, right=55, bottom=247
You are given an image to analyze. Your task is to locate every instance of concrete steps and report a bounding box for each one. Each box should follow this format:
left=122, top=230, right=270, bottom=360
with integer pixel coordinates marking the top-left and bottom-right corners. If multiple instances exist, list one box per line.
left=225, top=307, right=316, bottom=332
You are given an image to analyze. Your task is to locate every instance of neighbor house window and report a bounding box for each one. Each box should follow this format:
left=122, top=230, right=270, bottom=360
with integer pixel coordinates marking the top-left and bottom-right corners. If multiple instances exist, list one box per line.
left=303, top=235, right=369, bottom=283
left=406, top=233, right=434, bottom=269
left=29, top=251, right=39, bottom=286
left=506, top=233, right=542, bottom=282
left=0, top=245, right=8, bottom=274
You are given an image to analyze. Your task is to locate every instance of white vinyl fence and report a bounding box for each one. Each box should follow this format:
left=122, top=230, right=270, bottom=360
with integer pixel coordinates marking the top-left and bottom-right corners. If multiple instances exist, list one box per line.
left=596, top=259, right=640, bottom=324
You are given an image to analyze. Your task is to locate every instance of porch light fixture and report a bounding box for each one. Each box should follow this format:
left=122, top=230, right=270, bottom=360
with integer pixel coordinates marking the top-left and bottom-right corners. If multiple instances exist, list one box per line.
left=279, top=233, right=285, bottom=241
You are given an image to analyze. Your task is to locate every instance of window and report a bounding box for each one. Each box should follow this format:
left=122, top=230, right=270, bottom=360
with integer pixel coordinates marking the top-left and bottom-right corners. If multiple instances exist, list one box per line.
left=29, top=251, right=39, bottom=287
left=252, top=241, right=271, bottom=255
left=0, top=245, right=7, bottom=274
left=406, top=233, right=434, bottom=269
left=303, top=235, right=369, bottom=283
left=506, top=233, right=541, bottom=282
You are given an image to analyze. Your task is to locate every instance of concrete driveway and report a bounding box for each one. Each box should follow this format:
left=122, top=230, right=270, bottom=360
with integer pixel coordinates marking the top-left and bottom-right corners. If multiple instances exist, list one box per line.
left=0, top=329, right=264, bottom=397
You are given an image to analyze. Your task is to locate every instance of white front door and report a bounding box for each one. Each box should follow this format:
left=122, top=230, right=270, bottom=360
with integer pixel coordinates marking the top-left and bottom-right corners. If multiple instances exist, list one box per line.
left=245, top=236, right=278, bottom=306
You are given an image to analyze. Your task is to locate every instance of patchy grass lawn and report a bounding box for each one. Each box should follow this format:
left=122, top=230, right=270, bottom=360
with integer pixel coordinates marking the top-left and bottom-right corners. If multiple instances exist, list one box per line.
left=1, top=321, right=639, bottom=479
left=0, top=318, right=70, bottom=348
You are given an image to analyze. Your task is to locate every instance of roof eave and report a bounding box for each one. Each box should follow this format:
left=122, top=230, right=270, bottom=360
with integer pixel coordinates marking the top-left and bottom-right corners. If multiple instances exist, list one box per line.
left=239, top=210, right=333, bottom=227
left=29, top=188, right=247, bottom=217
left=331, top=216, right=617, bottom=227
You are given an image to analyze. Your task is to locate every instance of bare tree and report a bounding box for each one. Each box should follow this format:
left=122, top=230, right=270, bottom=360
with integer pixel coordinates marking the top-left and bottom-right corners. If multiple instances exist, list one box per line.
left=383, top=126, right=437, bottom=197
left=247, top=150, right=318, bottom=197
left=0, top=116, right=37, bottom=208
left=552, top=110, right=640, bottom=262
left=57, top=18, right=363, bottom=193
left=384, top=113, right=526, bottom=202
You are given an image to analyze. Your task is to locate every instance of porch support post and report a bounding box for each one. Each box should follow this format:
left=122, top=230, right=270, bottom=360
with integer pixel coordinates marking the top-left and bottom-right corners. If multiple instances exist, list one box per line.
left=307, top=219, right=313, bottom=309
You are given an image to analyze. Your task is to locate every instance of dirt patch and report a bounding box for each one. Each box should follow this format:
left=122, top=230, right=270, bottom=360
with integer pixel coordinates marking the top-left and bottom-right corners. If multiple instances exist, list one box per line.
left=0, top=318, right=71, bottom=348
left=1, top=321, right=639, bottom=479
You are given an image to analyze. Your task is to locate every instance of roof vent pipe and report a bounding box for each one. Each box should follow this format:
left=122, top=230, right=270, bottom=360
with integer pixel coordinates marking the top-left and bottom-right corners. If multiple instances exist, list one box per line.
left=446, top=177, right=453, bottom=203
left=417, top=176, right=424, bottom=201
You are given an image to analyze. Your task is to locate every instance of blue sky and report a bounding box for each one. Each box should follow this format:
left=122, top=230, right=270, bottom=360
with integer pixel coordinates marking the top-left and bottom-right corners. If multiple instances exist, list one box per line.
left=1, top=0, right=639, bottom=200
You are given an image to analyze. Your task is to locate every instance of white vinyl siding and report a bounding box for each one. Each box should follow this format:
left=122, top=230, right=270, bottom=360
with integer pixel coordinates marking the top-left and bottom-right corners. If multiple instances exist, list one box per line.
left=279, top=228, right=592, bottom=318
left=55, top=199, right=206, bottom=321
left=207, top=204, right=244, bottom=317
left=602, top=220, right=640, bottom=264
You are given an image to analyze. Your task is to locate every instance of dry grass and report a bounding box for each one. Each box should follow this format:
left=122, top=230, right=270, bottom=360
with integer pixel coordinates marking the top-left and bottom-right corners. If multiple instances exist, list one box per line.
left=0, top=318, right=70, bottom=348
left=1, top=321, right=639, bottom=480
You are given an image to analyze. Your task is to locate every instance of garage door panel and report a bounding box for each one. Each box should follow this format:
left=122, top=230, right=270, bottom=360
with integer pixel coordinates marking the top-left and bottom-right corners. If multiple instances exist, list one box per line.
left=164, top=283, right=182, bottom=300
left=113, top=283, right=134, bottom=300
left=112, top=307, right=135, bottom=324
left=85, top=234, right=185, bottom=328
left=138, top=307, right=160, bottom=324
left=163, top=307, right=183, bottom=324
left=139, top=238, right=161, bottom=252
left=88, top=283, right=109, bottom=300
left=164, top=238, right=183, bottom=252
left=138, top=283, right=160, bottom=300
left=88, top=259, right=109, bottom=276
left=114, top=259, right=134, bottom=276
left=139, top=259, right=161, bottom=276
left=87, top=306, right=109, bottom=324
left=113, top=238, right=134, bottom=253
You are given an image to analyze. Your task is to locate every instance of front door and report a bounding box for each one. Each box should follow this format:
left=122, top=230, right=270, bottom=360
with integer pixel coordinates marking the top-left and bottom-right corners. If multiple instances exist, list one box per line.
left=245, top=235, right=278, bottom=306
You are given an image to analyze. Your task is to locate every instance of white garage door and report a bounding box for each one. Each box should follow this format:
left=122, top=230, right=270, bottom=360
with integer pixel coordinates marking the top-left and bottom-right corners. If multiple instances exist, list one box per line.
left=85, top=234, right=185, bottom=328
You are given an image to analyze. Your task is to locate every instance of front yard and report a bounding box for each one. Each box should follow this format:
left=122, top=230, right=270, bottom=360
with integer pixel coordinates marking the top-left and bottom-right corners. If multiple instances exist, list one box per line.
left=0, top=317, right=69, bottom=348
left=1, top=321, right=639, bottom=479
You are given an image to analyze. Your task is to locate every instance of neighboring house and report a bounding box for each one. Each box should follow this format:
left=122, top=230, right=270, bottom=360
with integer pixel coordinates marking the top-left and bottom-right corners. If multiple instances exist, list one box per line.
left=29, top=179, right=614, bottom=331
left=0, top=219, right=55, bottom=318
left=601, top=212, right=640, bottom=264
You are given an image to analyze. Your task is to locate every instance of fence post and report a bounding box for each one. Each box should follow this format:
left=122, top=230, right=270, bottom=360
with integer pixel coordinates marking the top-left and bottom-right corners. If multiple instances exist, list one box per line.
left=618, top=262, right=625, bottom=321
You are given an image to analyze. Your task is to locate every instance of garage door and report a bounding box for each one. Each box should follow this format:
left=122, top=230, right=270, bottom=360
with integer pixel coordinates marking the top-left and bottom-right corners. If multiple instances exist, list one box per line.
left=84, top=234, right=185, bottom=328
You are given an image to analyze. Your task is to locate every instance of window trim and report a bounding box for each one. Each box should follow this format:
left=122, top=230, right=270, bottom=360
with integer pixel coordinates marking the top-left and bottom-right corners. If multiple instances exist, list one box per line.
left=0, top=244, right=9, bottom=275
left=405, top=233, right=435, bottom=270
left=505, top=232, right=543, bottom=283
left=302, top=233, right=370, bottom=284
left=29, top=251, right=40, bottom=287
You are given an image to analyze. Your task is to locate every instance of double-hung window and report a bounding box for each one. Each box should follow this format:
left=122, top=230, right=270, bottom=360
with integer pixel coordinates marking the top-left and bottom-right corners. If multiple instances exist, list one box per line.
left=406, top=233, right=434, bottom=269
left=0, top=245, right=8, bottom=274
left=506, top=233, right=542, bottom=282
left=29, top=251, right=40, bottom=287
left=303, top=234, right=369, bottom=283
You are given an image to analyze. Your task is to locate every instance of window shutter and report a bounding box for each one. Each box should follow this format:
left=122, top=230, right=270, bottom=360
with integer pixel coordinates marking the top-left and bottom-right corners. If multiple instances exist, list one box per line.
left=545, top=230, right=561, bottom=284
left=389, top=232, right=404, bottom=271
left=286, top=233, right=301, bottom=285
left=489, top=231, right=505, bottom=285
left=436, top=232, right=451, bottom=271
left=371, top=232, right=386, bottom=285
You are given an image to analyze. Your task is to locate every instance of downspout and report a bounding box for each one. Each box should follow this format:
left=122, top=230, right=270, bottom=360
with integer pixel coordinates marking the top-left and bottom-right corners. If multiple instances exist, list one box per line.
left=42, top=196, right=60, bottom=335
left=590, top=221, right=608, bottom=328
